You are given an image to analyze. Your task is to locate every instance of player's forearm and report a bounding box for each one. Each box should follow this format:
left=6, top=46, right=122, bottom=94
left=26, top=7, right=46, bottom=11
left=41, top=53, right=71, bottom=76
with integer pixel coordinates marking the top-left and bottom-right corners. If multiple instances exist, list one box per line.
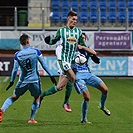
left=10, top=61, right=19, bottom=82
left=78, top=45, right=97, bottom=55
left=84, top=47, right=97, bottom=55
left=49, top=36, right=61, bottom=45
left=10, top=70, right=17, bottom=82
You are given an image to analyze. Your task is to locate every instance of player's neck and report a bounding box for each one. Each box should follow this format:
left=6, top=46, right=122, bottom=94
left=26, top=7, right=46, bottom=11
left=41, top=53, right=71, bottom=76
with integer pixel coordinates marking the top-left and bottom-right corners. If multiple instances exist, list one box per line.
left=67, top=24, right=74, bottom=30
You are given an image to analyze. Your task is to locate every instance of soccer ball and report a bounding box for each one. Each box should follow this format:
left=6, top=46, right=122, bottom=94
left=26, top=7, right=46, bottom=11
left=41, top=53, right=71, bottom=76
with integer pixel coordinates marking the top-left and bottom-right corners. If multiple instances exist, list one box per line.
left=75, top=53, right=87, bottom=66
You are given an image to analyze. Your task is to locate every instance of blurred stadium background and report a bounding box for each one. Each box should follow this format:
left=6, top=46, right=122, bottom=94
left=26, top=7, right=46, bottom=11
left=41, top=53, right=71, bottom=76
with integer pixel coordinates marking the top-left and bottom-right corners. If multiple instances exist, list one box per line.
left=0, top=1, right=133, bottom=132
left=0, top=0, right=133, bottom=77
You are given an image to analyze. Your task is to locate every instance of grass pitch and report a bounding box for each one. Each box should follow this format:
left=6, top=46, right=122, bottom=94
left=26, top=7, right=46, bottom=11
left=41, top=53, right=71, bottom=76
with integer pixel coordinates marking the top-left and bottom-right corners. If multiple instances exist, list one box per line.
left=0, top=76, right=132, bottom=133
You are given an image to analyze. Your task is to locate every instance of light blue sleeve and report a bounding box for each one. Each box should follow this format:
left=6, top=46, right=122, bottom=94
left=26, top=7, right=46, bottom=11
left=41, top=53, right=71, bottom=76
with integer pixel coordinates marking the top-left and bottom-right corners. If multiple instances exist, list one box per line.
left=10, top=60, right=19, bottom=82
left=38, top=55, right=53, bottom=76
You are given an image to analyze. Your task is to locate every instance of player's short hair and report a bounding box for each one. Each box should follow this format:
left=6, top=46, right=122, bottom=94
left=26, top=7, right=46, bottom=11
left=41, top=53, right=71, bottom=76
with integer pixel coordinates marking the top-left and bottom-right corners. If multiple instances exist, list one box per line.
left=20, top=34, right=29, bottom=45
left=67, top=10, right=77, bottom=17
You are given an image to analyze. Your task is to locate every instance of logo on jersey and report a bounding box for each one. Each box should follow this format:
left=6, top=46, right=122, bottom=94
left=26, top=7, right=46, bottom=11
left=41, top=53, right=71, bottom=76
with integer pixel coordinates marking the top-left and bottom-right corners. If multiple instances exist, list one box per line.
left=67, top=37, right=76, bottom=45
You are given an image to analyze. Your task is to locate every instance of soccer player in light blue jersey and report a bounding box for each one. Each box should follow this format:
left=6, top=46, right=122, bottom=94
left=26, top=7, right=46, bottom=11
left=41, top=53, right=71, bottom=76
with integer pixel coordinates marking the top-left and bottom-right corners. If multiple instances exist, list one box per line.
left=0, top=34, right=56, bottom=123
left=73, top=33, right=111, bottom=124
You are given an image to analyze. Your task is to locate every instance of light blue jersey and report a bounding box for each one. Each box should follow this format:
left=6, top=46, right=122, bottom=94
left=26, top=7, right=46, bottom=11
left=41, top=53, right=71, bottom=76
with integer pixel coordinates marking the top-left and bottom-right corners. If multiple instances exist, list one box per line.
left=11, top=46, right=53, bottom=83
left=73, top=48, right=102, bottom=94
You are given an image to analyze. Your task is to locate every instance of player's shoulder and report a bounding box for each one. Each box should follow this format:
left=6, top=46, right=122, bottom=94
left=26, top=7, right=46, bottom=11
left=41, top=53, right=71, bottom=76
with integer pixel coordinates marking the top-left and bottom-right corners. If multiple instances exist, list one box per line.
left=14, top=51, right=20, bottom=60
left=74, top=27, right=82, bottom=35
left=57, top=26, right=66, bottom=32
left=74, top=26, right=82, bottom=31
left=32, top=48, right=42, bottom=56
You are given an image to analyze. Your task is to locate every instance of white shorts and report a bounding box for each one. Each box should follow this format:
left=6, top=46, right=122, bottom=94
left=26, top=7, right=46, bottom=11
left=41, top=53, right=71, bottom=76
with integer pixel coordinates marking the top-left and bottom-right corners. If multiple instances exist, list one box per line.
left=58, top=60, right=72, bottom=75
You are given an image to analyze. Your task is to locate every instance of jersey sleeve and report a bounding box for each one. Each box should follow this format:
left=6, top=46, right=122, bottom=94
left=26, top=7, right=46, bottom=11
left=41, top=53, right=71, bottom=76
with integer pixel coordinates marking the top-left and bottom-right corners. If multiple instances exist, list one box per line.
left=49, top=29, right=61, bottom=45
left=10, top=53, right=19, bottom=82
left=35, top=48, right=42, bottom=56
left=38, top=55, right=53, bottom=76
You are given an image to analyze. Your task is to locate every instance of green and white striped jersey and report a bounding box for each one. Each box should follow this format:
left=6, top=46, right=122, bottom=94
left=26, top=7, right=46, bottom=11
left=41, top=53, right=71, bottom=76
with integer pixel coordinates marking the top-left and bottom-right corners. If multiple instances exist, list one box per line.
left=49, top=26, right=86, bottom=63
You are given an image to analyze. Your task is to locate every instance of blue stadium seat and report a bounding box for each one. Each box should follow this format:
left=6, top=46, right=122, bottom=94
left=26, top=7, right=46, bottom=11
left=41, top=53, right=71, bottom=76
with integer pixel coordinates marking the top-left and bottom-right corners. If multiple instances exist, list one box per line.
left=108, top=2, right=116, bottom=10
left=51, top=0, right=60, bottom=12
left=90, top=0, right=97, bottom=2
left=79, top=11, right=88, bottom=23
left=100, top=9, right=107, bottom=23
left=128, top=10, right=133, bottom=23
left=79, top=1, right=88, bottom=12
left=51, top=11, right=60, bottom=23
left=90, top=1, right=98, bottom=11
left=62, top=0, right=70, bottom=12
left=80, top=0, right=88, bottom=2
left=61, top=11, right=68, bottom=23
left=128, top=1, right=133, bottom=10
left=118, top=11, right=126, bottom=23
left=99, top=1, right=106, bottom=10
left=118, top=1, right=126, bottom=11
left=108, top=0, right=116, bottom=2
left=90, top=11, right=98, bottom=23
left=70, top=1, right=79, bottom=13
left=108, top=10, right=116, bottom=23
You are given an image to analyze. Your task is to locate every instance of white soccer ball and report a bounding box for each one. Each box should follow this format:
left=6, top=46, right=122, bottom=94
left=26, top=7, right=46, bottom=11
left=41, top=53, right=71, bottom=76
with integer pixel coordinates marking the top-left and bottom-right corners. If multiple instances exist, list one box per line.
left=75, top=53, right=87, bottom=66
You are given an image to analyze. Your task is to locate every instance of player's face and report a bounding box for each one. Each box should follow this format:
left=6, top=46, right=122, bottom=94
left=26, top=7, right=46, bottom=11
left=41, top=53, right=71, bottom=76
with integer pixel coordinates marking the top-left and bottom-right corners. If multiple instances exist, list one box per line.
left=82, top=34, right=86, bottom=43
left=67, top=16, right=77, bottom=29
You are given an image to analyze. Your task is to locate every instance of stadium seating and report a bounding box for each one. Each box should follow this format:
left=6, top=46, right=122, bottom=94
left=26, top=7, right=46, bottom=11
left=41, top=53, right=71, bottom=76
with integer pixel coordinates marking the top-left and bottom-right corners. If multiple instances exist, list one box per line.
left=118, top=1, right=126, bottom=11
left=100, top=9, right=107, bottom=23
left=108, top=1, right=116, bottom=10
left=51, top=0, right=60, bottom=12
left=90, top=0, right=97, bottom=2
left=90, top=1, right=98, bottom=11
left=79, top=1, right=88, bottom=12
left=118, top=10, right=126, bottom=24
left=79, top=11, right=88, bottom=23
left=128, top=9, right=133, bottom=23
left=62, top=0, right=70, bottom=12
left=99, top=0, right=106, bottom=10
left=108, top=9, right=117, bottom=24
left=50, top=0, right=133, bottom=26
left=61, top=11, right=68, bottom=23
left=70, top=0, right=79, bottom=13
left=51, top=11, right=60, bottom=23
left=90, top=10, right=98, bottom=23
left=127, top=1, right=133, bottom=10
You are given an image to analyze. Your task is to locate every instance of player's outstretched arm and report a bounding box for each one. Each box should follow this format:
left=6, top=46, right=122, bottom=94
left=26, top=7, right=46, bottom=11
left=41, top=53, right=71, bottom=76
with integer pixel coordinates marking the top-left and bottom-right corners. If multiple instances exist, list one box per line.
left=45, top=35, right=61, bottom=45
left=77, top=45, right=97, bottom=55
left=6, top=59, right=19, bottom=91
left=44, top=29, right=61, bottom=45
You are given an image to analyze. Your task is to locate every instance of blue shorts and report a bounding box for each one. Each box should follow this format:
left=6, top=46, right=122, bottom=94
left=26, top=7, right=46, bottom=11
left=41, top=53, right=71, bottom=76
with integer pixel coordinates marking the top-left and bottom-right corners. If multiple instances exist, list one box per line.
left=14, top=81, right=42, bottom=98
left=74, top=72, right=102, bottom=94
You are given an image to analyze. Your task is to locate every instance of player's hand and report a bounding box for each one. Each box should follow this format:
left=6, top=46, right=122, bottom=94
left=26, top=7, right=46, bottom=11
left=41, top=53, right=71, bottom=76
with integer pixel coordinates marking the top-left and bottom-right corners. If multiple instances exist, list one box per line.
left=6, top=82, right=14, bottom=91
left=91, top=55, right=100, bottom=64
left=45, top=35, right=51, bottom=44
left=50, top=76, right=57, bottom=86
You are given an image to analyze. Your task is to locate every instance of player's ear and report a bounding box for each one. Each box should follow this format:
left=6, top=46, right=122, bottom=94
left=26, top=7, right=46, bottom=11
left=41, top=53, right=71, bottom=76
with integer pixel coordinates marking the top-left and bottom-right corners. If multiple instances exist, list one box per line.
left=27, top=39, right=30, bottom=44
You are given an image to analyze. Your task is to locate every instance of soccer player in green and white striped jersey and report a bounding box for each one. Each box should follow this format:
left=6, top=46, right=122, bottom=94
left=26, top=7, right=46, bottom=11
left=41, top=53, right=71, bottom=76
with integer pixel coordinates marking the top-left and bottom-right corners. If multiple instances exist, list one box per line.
left=40, top=11, right=93, bottom=108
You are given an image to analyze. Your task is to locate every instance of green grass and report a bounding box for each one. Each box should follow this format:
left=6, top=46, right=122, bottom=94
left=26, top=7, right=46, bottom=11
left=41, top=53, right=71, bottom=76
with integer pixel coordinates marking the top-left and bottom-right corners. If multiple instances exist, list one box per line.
left=0, top=76, right=132, bottom=133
